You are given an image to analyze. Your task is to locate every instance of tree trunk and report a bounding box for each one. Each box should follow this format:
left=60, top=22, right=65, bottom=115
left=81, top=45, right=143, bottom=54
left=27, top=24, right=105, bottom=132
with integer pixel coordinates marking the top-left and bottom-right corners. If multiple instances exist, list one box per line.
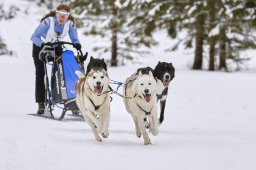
left=111, top=7, right=118, bottom=67
left=219, top=27, right=227, bottom=71
left=208, top=0, right=216, bottom=71
left=192, top=14, right=204, bottom=70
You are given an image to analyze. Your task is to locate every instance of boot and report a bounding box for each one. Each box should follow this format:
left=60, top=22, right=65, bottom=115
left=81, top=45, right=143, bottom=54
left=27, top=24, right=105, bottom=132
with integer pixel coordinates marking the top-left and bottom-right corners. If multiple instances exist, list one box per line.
left=37, top=102, right=45, bottom=115
left=72, top=109, right=80, bottom=116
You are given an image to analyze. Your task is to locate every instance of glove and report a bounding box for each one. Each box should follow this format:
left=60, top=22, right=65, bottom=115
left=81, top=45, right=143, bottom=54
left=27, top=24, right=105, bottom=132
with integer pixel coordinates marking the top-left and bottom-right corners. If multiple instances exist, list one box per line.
left=54, top=45, right=63, bottom=56
left=73, top=43, right=81, bottom=50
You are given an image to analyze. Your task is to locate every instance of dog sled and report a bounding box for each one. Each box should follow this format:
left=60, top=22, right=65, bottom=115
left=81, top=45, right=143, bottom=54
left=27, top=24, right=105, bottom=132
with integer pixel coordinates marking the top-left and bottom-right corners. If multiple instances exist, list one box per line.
left=33, top=41, right=87, bottom=120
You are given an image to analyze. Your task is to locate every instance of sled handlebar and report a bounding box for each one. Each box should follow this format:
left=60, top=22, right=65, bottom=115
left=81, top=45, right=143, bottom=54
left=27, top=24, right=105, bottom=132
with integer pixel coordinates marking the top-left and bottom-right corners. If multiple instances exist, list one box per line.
left=46, top=41, right=82, bottom=55
left=44, top=41, right=88, bottom=62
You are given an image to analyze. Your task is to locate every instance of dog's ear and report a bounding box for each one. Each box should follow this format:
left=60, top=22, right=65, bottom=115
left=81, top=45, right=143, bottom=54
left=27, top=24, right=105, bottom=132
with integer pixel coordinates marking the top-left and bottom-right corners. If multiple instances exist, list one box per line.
left=138, top=71, right=142, bottom=77
left=75, top=71, right=85, bottom=79
left=149, top=71, right=153, bottom=77
left=103, top=62, right=107, bottom=71
left=90, top=56, right=94, bottom=61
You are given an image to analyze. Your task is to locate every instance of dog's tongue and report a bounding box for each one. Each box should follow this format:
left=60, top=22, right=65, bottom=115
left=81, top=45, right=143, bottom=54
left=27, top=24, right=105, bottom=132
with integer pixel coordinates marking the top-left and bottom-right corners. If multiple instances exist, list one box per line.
left=94, top=86, right=102, bottom=94
left=163, top=81, right=170, bottom=87
left=145, top=94, right=151, bottom=102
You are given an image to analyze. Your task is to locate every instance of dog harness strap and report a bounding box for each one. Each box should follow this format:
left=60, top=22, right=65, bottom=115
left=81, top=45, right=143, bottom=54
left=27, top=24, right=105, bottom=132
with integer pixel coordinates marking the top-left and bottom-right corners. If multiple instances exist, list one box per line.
left=136, top=103, right=151, bottom=115
left=157, top=87, right=168, bottom=100
left=88, top=97, right=100, bottom=110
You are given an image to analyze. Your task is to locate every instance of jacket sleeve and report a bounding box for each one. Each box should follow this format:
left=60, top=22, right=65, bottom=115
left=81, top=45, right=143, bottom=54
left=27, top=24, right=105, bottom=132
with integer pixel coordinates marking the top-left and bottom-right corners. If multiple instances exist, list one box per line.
left=31, top=18, right=50, bottom=47
left=68, top=21, right=80, bottom=44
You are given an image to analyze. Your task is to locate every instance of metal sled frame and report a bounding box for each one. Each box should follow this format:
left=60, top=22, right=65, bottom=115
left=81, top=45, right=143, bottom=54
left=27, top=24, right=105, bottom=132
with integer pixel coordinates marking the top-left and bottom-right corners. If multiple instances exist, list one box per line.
left=39, top=41, right=87, bottom=120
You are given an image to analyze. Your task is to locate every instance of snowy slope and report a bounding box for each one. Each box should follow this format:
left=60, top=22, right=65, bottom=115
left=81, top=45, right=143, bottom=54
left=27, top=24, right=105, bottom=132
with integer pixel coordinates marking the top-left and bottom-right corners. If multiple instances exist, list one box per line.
left=1, top=1, right=256, bottom=170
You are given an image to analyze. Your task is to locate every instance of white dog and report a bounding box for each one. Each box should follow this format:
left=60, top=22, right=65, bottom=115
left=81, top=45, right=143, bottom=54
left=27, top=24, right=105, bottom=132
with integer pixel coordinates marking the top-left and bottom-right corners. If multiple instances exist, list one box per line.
left=123, top=70, right=159, bottom=145
left=75, top=57, right=110, bottom=142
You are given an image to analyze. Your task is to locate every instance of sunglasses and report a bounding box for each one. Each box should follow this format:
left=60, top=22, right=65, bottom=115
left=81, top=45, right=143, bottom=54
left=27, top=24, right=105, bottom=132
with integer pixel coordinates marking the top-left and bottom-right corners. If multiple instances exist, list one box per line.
left=56, top=10, right=70, bottom=18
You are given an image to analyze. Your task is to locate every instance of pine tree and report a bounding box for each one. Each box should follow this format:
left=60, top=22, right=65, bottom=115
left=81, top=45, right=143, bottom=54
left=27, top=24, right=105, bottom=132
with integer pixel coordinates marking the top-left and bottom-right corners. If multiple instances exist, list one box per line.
left=137, top=0, right=207, bottom=70
left=0, top=4, right=18, bottom=56
left=71, top=0, right=157, bottom=66
left=143, top=0, right=256, bottom=71
left=207, top=0, right=217, bottom=71
left=210, top=0, right=256, bottom=71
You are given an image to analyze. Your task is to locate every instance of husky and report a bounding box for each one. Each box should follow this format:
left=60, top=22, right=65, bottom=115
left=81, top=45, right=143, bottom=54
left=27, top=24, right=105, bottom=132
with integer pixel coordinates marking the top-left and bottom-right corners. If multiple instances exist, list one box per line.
left=75, top=57, right=110, bottom=142
left=153, top=62, right=175, bottom=125
left=123, top=69, right=158, bottom=145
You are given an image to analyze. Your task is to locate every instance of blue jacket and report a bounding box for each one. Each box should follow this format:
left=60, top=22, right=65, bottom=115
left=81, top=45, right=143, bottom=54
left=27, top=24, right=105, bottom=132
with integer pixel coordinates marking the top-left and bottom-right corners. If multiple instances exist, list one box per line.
left=31, top=16, right=80, bottom=47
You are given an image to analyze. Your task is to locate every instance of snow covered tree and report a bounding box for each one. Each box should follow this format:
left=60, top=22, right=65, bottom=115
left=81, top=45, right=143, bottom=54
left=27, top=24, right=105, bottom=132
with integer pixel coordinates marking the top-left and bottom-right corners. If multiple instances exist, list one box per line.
left=70, top=0, right=157, bottom=66
left=139, top=0, right=256, bottom=71
left=0, top=4, right=18, bottom=56
left=36, top=0, right=66, bottom=9
left=207, top=0, right=256, bottom=71
left=134, top=0, right=207, bottom=70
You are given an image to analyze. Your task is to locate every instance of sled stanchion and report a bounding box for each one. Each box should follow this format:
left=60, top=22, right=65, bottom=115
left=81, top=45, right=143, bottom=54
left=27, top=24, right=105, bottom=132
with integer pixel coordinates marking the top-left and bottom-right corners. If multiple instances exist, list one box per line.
left=59, top=109, right=67, bottom=120
left=37, top=41, right=85, bottom=121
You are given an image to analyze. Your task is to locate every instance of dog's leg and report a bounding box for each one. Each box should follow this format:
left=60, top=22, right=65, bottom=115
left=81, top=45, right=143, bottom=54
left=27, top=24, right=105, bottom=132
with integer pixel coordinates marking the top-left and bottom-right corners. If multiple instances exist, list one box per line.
left=76, top=96, right=99, bottom=125
left=131, top=113, right=141, bottom=138
left=137, top=114, right=151, bottom=145
left=97, top=113, right=103, bottom=134
left=101, top=109, right=110, bottom=138
left=86, top=111, right=100, bottom=128
left=97, top=100, right=110, bottom=138
left=83, top=113, right=102, bottom=142
left=150, top=106, right=159, bottom=136
left=159, top=99, right=166, bottom=125
left=144, top=117, right=150, bottom=129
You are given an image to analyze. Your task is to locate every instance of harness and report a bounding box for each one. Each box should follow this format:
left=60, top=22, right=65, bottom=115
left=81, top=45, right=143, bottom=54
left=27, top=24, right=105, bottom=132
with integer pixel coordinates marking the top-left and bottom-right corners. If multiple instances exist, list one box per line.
left=136, top=103, right=152, bottom=116
left=88, top=95, right=107, bottom=110
left=157, top=87, right=168, bottom=101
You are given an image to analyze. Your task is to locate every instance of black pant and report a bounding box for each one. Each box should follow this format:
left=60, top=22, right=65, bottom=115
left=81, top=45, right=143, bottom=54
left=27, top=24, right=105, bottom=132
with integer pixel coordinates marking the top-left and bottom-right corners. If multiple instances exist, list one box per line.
left=32, top=44, right=45, bottom=103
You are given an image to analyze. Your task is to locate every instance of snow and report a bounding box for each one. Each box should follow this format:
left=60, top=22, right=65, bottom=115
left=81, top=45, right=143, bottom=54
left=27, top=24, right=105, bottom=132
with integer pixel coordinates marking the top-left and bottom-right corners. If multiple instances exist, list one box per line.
left=1, top=1, right=256, bottom=170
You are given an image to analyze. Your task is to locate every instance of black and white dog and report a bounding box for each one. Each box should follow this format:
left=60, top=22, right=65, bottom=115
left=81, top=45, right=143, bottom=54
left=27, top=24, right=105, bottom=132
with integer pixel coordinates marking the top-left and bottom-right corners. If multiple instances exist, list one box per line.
left=153, top=61, right=175, bottom=124
left=139, top=62, right=175, bottom=125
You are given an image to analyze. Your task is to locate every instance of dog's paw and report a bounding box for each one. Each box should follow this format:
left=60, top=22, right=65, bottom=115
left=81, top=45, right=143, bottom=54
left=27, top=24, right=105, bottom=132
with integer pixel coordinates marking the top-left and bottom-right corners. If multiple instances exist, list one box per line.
left=144, top=121, right=150, bottom=129
left=101, top=131, right=109, bottom=138
left=144, top=138, right=152, bottom=145
left=96, top=137, right=103, bottom=142
left=151, top=128, right=159, bottom=136
left=136, top=131, right=141, bottom=138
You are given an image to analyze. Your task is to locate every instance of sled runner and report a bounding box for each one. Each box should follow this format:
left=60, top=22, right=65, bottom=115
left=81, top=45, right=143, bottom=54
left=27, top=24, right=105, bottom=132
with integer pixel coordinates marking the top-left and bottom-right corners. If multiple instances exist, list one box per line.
left=37, top=41, right=87, bottom=120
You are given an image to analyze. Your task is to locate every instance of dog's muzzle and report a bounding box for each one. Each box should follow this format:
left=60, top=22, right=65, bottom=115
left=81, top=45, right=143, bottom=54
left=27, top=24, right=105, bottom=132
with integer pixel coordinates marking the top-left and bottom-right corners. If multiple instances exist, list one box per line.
left=163, top=74, right=171, bottom=87
left=163, top=80, right=170, bottom=87
left=143, top=90, right=151, bottom=102
left=94, top=85, right=103, bottom=94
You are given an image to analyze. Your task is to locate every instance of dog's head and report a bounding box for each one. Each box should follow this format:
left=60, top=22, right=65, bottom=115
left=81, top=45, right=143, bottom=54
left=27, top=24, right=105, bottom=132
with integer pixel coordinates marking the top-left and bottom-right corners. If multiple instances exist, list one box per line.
left=86, top=56, right=107, bottom=75
left=136, top=67, right=154, bottom=75
left=87, top=69, right=109, bottom=94
left=76, top=57, right=109, bottom=95
left=134, top=71, right=157, bottom=102
left=154, top=61, right=175, bottom=87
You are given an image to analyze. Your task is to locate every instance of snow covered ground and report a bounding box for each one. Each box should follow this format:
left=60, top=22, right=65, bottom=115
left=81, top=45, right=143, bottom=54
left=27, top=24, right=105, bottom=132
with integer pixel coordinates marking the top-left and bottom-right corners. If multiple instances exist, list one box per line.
left=1, top=1, right=256, bottom=170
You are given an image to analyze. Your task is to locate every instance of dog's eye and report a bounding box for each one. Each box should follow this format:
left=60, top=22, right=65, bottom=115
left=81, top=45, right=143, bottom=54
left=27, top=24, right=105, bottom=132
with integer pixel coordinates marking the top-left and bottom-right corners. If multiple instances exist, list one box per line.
left=148, top=83, right=152, bottom=85
left=92, top=76, right=96, bottom=79
left=101, top=76, right=104, bottom=79
left=140, top=83, right=144, bottom=86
